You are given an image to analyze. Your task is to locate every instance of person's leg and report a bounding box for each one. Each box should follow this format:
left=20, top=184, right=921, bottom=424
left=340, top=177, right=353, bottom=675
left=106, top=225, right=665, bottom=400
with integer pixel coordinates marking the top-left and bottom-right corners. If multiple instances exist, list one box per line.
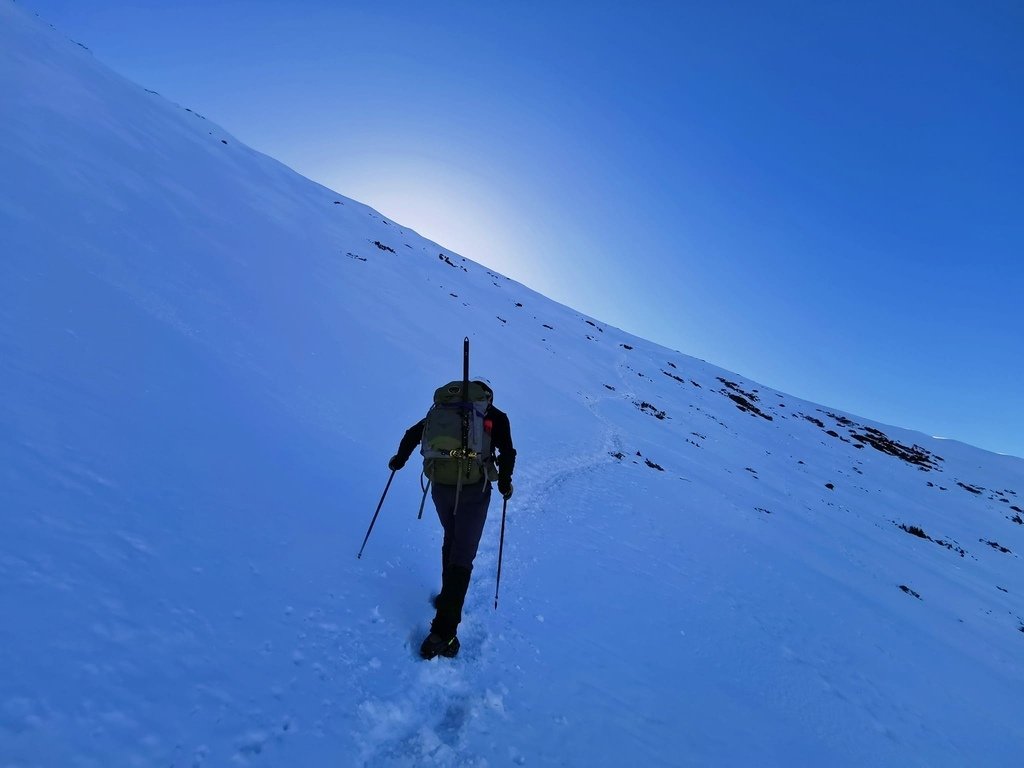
left=431, top=482, right=458, bottom=589
left=434, top=481, right=490, bottom=570
left=423, top=482, right=491, bottom=655
left=430, top=537, right=452, bottom=609
left=441, top=538, right=451, bottom=583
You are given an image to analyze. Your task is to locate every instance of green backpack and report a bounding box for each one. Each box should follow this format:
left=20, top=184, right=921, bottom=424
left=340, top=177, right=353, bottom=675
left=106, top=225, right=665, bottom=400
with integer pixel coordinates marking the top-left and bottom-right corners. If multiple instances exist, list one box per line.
left=420, top=380, right=497, bottom=485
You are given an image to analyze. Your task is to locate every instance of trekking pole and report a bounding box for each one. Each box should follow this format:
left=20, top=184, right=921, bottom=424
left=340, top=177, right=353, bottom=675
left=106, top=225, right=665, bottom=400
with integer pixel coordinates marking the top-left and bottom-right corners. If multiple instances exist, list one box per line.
left=357, top=469, right=395, bottom=559
left=494, top=496, right=508, bottom=610
left=417, top=473, right=431, bottom=519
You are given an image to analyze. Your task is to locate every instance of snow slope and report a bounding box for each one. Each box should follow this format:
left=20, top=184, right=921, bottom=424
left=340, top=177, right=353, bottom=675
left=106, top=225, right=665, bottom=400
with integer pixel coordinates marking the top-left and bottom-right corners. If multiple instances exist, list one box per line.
left=2, top=4, right=1022, bottom=766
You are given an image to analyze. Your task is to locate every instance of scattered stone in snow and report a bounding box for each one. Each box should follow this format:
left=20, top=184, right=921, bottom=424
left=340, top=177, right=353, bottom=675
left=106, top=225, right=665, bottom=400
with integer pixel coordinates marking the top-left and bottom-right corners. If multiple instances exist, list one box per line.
left=848, top=427, right=941, bottom=470
left=438, top=252, right=467, bottom=271
left=896, top=523, right=966, bottom=557
left=980, top=539, right=1012, bottom=554
left=719, top=378, right=773, bottom=420
left=900, top=524, right=928, bottom=539
left=634, top=401, right=668, bottom=420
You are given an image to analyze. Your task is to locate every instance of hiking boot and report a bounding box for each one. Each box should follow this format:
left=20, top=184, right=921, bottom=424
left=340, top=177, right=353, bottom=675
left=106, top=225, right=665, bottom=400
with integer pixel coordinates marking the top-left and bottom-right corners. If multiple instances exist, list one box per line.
left=420, top=632, right=460, bottom=660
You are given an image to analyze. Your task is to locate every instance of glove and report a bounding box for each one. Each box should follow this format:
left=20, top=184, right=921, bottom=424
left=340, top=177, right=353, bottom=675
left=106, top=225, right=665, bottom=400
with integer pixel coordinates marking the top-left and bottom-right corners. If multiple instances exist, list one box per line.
left=388, top=455, right=406, bottom=471
left=498, top=477, right=513, bottom=500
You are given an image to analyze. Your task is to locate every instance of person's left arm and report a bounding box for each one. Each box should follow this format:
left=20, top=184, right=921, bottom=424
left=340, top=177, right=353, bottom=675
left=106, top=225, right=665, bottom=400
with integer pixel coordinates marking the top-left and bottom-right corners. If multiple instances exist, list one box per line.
left=490, top=409, right=516, bottom=495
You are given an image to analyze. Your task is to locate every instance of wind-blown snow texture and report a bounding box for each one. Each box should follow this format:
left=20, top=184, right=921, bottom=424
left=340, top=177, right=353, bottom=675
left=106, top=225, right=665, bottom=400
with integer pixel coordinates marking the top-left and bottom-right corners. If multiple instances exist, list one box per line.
left=2, top=5, right=1023, bottom=766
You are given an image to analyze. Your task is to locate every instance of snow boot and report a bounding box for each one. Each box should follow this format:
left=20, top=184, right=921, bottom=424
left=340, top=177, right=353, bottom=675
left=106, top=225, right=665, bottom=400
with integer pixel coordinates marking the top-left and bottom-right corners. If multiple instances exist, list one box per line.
left=424, top=564, right=471, bottom=657
left=419, top=632, right=461, bottom=660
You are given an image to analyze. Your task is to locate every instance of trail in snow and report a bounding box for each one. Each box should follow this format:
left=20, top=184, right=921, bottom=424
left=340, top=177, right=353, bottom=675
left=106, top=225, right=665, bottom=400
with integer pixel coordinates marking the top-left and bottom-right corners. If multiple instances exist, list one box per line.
left=350, top=396, right=619, bottom=767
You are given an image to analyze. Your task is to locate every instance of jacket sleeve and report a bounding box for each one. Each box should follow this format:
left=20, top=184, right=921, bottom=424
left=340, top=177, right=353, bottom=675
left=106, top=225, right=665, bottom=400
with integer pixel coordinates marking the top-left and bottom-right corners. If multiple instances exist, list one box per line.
left=491, top=410, right=516, bottom=481
left=396, top=420, right=425, bottom=463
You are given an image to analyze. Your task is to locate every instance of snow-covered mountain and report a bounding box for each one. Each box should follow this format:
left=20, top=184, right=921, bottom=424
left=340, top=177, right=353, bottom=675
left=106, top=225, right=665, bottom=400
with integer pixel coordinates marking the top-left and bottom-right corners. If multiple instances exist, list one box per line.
left=2, top=4, right=1022, bottom=766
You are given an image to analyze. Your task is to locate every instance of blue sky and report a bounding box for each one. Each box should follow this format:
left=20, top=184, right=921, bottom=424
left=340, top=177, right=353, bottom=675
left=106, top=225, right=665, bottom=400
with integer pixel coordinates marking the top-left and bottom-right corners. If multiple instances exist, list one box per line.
left=21, top=0, right=1024, bottom=457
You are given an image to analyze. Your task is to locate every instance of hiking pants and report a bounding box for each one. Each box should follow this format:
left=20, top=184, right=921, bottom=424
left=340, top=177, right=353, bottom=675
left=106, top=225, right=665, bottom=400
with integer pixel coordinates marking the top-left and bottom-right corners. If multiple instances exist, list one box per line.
left=432, top=480, right=491, bottom=570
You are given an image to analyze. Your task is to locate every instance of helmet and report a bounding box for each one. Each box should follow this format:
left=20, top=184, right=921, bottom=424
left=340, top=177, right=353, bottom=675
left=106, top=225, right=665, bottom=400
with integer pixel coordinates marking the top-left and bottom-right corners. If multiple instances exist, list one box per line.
left=471, top=377, right=493, bottom=402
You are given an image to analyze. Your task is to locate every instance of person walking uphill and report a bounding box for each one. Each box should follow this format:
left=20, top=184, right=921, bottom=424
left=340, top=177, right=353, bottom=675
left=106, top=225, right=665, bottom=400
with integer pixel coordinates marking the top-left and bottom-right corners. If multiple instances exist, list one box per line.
left=388, top=377, right=516, bottom=660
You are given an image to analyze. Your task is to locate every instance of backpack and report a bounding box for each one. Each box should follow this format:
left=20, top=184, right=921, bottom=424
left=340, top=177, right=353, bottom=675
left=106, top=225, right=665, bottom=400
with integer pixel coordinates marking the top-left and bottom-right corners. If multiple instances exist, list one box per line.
left=420, top=380, right=498, bottom=485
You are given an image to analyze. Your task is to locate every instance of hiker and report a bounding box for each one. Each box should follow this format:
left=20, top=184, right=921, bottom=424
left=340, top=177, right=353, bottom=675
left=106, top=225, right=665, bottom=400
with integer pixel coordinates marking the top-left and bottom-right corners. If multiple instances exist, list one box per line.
left=388, top=378, right=516, bottom=659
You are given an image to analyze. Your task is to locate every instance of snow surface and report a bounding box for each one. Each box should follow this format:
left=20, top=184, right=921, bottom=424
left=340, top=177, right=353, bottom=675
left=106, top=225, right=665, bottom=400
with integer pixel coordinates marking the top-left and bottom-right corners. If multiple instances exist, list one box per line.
left=2, top=4, right=1023, bottom=766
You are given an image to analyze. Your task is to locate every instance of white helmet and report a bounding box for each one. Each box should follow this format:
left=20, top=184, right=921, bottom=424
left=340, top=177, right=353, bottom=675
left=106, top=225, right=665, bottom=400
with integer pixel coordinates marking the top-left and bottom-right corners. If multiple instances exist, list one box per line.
left=471, top=376, right=493, bottom=402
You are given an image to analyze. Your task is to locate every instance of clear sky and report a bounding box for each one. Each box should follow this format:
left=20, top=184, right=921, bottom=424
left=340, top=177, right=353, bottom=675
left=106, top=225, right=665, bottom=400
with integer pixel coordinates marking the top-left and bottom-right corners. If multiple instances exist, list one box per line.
left=19, top=0, right=1024, bottom=458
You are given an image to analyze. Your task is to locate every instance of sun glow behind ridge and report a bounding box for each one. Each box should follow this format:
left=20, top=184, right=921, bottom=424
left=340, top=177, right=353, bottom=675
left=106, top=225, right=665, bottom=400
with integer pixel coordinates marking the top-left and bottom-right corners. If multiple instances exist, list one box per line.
left=320, top=153, right=554, bottom=296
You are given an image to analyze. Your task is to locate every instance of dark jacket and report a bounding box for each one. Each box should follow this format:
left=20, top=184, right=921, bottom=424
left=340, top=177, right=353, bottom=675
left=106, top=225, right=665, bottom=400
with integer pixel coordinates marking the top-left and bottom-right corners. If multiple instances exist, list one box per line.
left=396, top=404, right=516, bottom=484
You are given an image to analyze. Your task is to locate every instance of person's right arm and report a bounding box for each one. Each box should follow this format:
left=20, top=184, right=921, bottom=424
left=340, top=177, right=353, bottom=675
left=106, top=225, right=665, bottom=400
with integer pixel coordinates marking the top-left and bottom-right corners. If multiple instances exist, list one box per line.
left=389, top=420, right=425, bottom=470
